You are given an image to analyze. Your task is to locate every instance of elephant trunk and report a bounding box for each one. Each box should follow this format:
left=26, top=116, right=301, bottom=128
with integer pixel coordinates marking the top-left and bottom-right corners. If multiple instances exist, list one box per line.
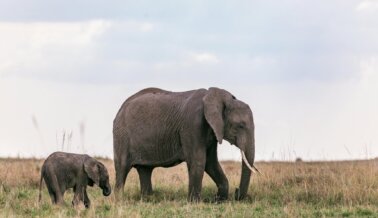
left=235, top=133, right=255, bottom=200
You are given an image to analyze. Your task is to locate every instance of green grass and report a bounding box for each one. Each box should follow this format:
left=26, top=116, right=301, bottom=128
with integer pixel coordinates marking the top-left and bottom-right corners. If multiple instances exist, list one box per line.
left=1, top=159, right=378, bottom=217
left=1, top=187, right=378, bottom=217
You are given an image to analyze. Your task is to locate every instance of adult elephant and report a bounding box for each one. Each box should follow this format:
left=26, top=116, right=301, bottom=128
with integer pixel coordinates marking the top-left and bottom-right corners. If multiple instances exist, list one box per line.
left=113, top=87, right=257, bottom=201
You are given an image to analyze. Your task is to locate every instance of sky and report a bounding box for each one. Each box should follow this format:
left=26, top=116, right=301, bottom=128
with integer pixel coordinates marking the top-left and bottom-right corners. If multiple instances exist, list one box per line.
left=0, top=0, right=377, bottom=161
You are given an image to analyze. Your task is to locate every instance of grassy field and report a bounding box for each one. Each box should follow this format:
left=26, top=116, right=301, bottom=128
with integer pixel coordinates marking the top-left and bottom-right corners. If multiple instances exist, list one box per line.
left=1, top=158, right=378, bottom=217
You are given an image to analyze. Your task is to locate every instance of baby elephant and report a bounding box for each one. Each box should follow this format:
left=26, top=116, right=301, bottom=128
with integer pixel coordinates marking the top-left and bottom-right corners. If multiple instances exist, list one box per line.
left=38, top=152, right=111, bottom=208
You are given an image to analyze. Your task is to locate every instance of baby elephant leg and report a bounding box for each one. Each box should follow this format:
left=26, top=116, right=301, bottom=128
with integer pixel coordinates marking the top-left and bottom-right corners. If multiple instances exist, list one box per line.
left=72, top=185, right=84, bottom=207
left=83, top=189, right=91, bottom=208
left=45, top=173, right=64, bottom=204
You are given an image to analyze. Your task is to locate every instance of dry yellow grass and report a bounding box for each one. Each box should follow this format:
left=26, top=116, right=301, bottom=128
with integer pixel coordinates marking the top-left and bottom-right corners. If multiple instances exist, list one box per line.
left=1, top=158, right=378, bottom=217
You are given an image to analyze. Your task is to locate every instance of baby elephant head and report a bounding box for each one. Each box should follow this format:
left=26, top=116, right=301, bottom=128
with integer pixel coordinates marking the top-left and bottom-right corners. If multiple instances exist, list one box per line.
left=84, top=158, right=112, bottom=196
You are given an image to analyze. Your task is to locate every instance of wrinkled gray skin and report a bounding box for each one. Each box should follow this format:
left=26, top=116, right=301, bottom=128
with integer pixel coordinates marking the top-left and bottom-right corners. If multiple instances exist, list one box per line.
left=39, top=152, right=111, bottom=208
left=113, top=87, right=255, bottom=201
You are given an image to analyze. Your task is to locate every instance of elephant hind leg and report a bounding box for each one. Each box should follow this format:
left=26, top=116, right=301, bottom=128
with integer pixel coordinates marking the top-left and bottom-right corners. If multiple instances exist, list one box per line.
left=53, top=176, right=64, bottom=205
left=115, top=162, right=132, bottom=194
left=44, top=172, right=64, bottom=204
left=43, top=175, right=55, bottom=203
left=45, top=184, right=57, bottom=204
left=114, top=134, right=133, bottom=194
left=114, top=143, right=132, bottom=194
left=136, top=166, right=154, bottom=196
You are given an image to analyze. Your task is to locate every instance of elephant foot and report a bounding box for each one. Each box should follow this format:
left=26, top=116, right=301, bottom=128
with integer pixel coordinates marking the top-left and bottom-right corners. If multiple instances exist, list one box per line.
left=72, top=200, right=81, bottom=207
left=84, top=201, right=91, bottom=208
left=215, top=194, right=228, bottom=202
left=188, top=193, right=201, bottom=202
left=234, top=188, right=247, bottom=201
left=140, top=189, right=153, bottom=196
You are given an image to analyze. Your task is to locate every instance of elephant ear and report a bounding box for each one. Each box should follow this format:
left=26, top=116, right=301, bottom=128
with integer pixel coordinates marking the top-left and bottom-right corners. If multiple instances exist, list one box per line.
left=84, top=157, right=100, bottom=185
left=203, top=87, right=233, bottom=144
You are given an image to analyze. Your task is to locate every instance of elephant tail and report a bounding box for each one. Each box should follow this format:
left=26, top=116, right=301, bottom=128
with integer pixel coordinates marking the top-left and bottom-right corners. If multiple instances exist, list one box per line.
left=38, top=171, right=43, bottom=203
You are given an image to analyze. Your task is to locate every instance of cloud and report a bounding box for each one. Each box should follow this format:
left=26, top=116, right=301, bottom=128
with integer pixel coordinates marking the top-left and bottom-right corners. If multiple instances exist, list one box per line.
left=360, top=56, right=378, bottom=86
left=139, top=22, right=154, bottom=32
left=0, top=19, right=111, bottom=47
left=190, top=52, right=220, bottom=63
left=0, top=19, right=160, bottom=83
left=0, top=20, right=112, bottom=79
left=1, top=1, right=378, bottom=160
left=2, top=2, right=377, bottom=85
left=356, top=0, right=378, bottom=12
left=111, top=20, right=156, bottom=33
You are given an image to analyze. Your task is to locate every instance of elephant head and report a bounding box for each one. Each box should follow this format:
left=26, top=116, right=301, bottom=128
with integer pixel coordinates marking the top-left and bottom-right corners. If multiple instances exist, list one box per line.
left=203, top=87, right=256, bottom=200
left=84, top=158, right=112, bottom=196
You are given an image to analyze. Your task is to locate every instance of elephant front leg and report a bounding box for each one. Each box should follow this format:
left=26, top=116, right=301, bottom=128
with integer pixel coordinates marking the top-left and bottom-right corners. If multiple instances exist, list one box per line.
left=136, top=166, right=154, bottom=196
left=55, top=192, right=64, bottom=205
left=72, top=186, right=84, bottom=207
left=187, top=158, right=206, bottom=202
left=205, top=148, right=229, bottom=201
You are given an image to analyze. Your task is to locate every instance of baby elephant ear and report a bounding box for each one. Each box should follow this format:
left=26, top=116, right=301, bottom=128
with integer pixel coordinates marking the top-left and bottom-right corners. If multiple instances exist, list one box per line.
left=84, top=158, right=100, bottom=185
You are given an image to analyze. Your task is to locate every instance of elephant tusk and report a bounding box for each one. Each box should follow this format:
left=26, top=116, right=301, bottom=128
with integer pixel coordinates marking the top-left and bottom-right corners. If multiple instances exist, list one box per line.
left=241, top=151, right=261, bottom=174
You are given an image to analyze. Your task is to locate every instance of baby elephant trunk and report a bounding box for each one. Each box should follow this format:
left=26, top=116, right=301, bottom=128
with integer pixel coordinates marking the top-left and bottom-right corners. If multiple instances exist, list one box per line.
left=102, top=184, right=112, bottom=196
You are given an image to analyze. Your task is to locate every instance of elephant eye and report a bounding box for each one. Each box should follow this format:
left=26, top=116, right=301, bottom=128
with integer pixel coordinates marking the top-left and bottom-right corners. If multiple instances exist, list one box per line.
left=236, top=124, right=245, bottom=129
